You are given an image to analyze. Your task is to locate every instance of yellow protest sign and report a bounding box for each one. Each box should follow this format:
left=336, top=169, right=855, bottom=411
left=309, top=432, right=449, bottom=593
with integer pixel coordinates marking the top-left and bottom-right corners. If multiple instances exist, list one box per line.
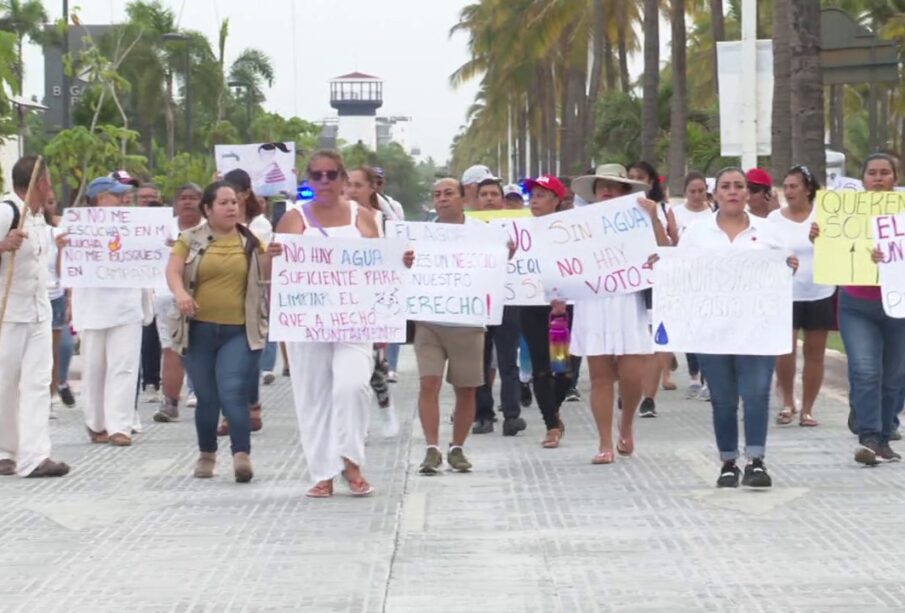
left=465, top=208, right=531, bottom=221
left=814, top=190, right=905, bottom=285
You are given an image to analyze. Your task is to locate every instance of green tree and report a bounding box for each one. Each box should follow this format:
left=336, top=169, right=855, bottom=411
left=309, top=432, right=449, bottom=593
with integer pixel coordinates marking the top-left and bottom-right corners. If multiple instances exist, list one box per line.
left=152, top=152, right=213, bottom=199
left=0, top=0, right=48, bottom=96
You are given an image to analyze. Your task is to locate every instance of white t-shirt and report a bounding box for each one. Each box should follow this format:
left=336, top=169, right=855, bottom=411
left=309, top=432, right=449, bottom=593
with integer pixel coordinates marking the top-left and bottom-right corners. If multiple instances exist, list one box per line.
left=680, top=212, right=787, bottom=251
left=767, top=207, right=835, bottom=302
left=673, top=205, right=713, bottom=236
left=72, top=287, right=143, bottom=331
left=47, top=226, right=65, bottom=301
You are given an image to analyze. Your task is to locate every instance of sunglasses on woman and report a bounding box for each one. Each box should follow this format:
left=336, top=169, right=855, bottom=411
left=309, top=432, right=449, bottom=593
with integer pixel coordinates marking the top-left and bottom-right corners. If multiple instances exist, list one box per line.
left=309, top=170, right=341, bottom=182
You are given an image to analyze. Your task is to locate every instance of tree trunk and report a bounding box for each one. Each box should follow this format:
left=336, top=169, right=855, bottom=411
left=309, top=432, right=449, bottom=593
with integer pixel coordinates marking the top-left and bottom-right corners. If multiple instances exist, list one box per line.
left=828, top=84, right=844, bottom=151
left=517, top=101, right=527, bottom=179
left=667, top=0, right=687, bottom=195
left=604, top=36, right=616, bottom=92
left=710, top=0, right=725, bottom=120
left=789, top=0, right=826, bottom=181
left=641, top=0, right=660, bottom=162
left=582, top=0, right=606, bottom=170
left=618, top=32, right=630, bottom=93
left=560, top=59, right=574, bottom=174
left=771, top=0, right=793, bottom=182
left=546, top=63, right=558, bottom=171
left=165, top=71, right=176, bottom=160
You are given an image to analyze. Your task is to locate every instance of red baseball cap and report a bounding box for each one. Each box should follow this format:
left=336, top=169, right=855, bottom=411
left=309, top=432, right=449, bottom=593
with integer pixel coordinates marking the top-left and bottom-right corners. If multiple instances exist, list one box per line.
left=523, top=175, right=566, bottom=200
left=746, top=168, right=772, bottom=187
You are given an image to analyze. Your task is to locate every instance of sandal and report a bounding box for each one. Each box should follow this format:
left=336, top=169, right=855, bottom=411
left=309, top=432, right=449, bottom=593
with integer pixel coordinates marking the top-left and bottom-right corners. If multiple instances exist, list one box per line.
left=542, top=428, right=562, bottom=448
left=799, top=414, right=819, bottom=427
left=306, top=480, right=334, bottom=498
left=776, top=407, right=794, bottom=425
left=342, top=471, right=374, bottom=497
left=592, top=450, right=615, bottom=465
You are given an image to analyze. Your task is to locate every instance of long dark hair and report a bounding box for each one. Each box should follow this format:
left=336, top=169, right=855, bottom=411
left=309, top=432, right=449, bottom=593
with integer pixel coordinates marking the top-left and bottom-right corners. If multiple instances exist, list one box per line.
left=223, top=168, right=262, bottom=221
left=628, top=160, right=665, bottom=202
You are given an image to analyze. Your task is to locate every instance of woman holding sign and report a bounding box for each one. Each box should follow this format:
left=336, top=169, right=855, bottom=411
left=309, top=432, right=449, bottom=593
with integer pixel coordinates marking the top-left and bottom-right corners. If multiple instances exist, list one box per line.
left=680, top=167, right=798, bottom=488
left=167, top=181, right=272, bottom=483
left=272, top=150, right=413, bottom=498
left=811, top=153, right=905, bottom=465
left=568, top=165, right=668, bottom=465
left=768, top=166, right=834, bottom=427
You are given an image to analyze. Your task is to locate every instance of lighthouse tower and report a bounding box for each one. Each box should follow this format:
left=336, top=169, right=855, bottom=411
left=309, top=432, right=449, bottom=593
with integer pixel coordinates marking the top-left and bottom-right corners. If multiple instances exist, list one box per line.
left=330, top=72, right=383, bottom=150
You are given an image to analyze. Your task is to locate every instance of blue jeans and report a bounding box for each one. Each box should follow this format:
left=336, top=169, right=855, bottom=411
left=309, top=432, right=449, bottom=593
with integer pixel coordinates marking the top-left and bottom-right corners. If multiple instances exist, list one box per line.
left=518, top=335, right=532, bottom=381
left=386, top=343, right=400, bottom=371
left=698, top=354, right=776, bottom=461
left=838, top=291, right=905, bottom=444
left=260, top=341, right=278, bottom=372
left=182, top=322, right=261, bottom=454
left=58, top=325, right=74, bottom=385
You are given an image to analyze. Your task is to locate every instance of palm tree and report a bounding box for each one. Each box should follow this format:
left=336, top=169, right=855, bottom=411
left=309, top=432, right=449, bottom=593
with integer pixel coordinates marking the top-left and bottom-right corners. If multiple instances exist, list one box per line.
left=641, top=0, right=660, bottom=162
left=789, top=0, right=826, bottom=179
left=667, top=0, right=688, bottom=193
left=771, top=0, right=792, bottom=180
left=0, top=0, right=47, bottom=96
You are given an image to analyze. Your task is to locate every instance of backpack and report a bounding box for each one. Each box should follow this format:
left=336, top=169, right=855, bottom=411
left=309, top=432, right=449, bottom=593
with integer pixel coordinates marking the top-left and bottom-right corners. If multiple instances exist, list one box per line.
left=2, top=200, right=20, bottom=261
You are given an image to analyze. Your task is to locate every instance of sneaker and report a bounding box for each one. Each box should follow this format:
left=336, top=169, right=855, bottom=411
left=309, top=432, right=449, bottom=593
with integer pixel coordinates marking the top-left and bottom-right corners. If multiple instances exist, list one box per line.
left=878, top=442, right=901, bottom=462
left=447, top=446, right=472, bottom=472
left=387, top=370, right=398, bottom=383
left=698, top=385, right=710, bottom=401
left=855, top=440, right=880, bottom=466
left=419, top=447, right=442, bottom=476
left=141, top=384, right=160, bottom=403
left=185, top=392, right=197, bottom=408
left=565, top=388, right=581, bottom=402
left=639, top=398, right=657, bottom=418
left=502, top=416, right=527, bottom=436
left=685, top=382, right=702, bottom=399
left=471, top=418, right=494, bottom=435
left=716, top=461, right=740, bottom=488
left=741, top=459, right=772, bottom=488
left=153, top=398, right=179, bottom=423
left=57, top=384, right=76, bottom=407
left=380, top=403, right=400, bottom=438
left=261, top=371, right=276, bottom=385
left=520, top=382, right=533, bottom=408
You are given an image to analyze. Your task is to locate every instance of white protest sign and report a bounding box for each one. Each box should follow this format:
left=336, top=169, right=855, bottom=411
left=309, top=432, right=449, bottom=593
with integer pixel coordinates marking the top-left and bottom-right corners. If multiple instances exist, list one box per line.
left=874, top=213, right=905, bottom=317
left=532, top=194, right=658, bottom=300
left=215, top=141, right=296, bottom=197
left=61, top=207, right=172, bottom=289
left=651, top=248, right=793, bottom=355
left=498, top=217, right=546, bottom=305
left=268, top=234, right=408, bottom=342
left=832, top=176, right=863, bottom=191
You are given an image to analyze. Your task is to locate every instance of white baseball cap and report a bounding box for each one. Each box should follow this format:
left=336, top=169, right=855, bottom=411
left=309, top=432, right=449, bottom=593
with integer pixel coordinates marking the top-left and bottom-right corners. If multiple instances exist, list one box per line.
left=461, top=164, right=496, bottom=186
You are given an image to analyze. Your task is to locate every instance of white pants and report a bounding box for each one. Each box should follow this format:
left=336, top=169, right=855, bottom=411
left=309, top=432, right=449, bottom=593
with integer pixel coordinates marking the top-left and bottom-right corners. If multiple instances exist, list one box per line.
left=81, top=323, right=142, bottom=437
left=0, top=321, right=53, bottom=476
left=287, top=342, right=372, bottom=483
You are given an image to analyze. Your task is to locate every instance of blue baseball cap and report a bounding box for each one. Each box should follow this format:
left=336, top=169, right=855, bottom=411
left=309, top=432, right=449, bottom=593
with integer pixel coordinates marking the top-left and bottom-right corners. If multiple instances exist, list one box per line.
left=87, top=177, right=131, bottom=200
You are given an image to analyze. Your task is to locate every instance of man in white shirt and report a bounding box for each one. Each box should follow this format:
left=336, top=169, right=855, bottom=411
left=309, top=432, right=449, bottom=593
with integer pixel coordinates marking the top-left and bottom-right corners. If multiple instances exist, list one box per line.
left=373, top=167, right=405, bottom=220
left=0, top=155, right=70, bottom=478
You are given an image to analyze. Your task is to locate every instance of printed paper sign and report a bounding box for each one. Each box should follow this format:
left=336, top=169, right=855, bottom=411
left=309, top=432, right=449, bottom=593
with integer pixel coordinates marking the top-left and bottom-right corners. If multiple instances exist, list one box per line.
left=874, top=213, right=905, bottom=318
left=61, top=207, right=173, bottom=289
left=814, top=190, right=905, bottom=285
left=215, top=141, right=296, bottom=198
left=652, top=248, right=793, bottom=355
left=386, top=220, right=507, bottom=245
left=268, top=234, right=408, bottom=342
left=498, top=217, right=545, bottom=305
left=532, top=194, right=658, bottom=300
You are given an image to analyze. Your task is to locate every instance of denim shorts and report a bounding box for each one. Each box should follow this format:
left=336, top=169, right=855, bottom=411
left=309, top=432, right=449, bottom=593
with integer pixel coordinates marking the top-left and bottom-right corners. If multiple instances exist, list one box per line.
left=51, top=295, right=66, bottom=330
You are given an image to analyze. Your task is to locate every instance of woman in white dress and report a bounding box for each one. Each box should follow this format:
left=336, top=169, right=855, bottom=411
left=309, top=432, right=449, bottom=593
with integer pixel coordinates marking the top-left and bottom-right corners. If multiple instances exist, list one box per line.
left=569, top=164, right=668, bottom=464
left=272, top=151, right=412, bottom=498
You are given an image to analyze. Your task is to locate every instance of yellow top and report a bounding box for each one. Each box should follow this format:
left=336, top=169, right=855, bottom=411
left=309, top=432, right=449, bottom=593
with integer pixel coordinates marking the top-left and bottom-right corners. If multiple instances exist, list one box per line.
left=172, top=233, right=257, bottom=325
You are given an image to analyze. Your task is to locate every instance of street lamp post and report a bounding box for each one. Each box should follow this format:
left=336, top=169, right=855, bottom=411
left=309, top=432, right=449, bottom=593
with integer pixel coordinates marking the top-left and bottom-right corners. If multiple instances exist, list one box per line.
left=228, top=80, right=253, bottom=140
left=162, top=32, right=191, bottom=152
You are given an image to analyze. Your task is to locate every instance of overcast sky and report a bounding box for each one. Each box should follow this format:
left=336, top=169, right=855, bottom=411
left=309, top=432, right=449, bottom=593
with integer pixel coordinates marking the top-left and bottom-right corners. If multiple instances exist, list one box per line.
left=22, top=0, right=483, bottom=163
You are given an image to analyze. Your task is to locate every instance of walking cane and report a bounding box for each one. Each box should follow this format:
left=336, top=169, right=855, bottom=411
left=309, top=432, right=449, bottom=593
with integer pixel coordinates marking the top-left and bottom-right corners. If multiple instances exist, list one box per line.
left=0, top=156, right=45, bottom=337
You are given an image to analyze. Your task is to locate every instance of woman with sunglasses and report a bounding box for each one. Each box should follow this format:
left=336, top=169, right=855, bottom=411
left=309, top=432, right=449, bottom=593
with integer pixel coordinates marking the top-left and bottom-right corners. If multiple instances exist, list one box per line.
left=811, top=153, right=905, bottom=465
left=345, top=165, right=401, bottom=439
left=680, top=167, right=798, bottom=488
left=219, top=169, right=272, bottom=436
left=272, top=150, right=413, bottom=498
left=745, top=168, right=778, bottom=218
left=768, top=166, right=834, bottom=427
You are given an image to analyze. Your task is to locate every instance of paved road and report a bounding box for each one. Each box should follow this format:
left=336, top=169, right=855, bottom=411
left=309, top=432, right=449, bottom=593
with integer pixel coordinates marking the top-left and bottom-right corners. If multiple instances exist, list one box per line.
left=3, top=348, right=904, bottom=612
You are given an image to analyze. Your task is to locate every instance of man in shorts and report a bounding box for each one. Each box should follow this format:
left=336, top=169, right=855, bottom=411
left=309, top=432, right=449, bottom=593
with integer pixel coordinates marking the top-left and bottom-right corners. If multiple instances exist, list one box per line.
left=415, top=177, right=487, bottom=475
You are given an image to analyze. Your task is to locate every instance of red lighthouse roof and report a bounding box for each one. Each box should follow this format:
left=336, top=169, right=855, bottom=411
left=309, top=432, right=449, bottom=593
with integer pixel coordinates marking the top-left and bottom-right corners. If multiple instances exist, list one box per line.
left=333, top=71, right=380, bottom=80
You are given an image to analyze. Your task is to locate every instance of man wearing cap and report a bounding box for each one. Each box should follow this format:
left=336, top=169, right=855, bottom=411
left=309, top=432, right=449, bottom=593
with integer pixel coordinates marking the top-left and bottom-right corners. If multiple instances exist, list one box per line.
left=136, top=183, right=161, bottom=207
left=110, top=170, right=139, bottom=205
left=0, top=155, right=70, bottom=478
left=503, top=184, right=525, bottom=210
left=373, top=168, right=405, bottom=221
left=461, top=164, right=496, bottom=211
left=71, top=176, right=149, bottom=447
left=746, top=168, right=778, bottom=218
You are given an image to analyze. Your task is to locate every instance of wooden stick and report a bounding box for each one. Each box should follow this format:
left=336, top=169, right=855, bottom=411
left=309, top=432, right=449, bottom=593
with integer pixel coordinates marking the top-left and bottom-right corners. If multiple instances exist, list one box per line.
left=0, top=156, right=44, bottom=336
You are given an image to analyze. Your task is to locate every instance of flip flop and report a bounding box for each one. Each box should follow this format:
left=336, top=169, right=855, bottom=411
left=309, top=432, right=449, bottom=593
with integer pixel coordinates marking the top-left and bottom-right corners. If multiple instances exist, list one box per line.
left=776, top=407, right=794, bottom=425
left=306, top=481, right=334, bottom=498
left=799, top=414, right=819, bottom=427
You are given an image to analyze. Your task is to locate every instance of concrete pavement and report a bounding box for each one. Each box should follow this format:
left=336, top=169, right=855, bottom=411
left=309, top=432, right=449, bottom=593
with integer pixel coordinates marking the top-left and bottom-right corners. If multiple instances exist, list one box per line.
left=2, top=347, right=904, bottom=612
